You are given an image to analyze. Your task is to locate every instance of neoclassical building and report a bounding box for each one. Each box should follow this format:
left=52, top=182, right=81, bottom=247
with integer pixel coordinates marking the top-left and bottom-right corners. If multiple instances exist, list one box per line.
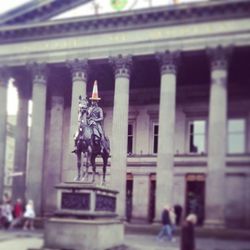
left=0, top=0, right=250, bottom=228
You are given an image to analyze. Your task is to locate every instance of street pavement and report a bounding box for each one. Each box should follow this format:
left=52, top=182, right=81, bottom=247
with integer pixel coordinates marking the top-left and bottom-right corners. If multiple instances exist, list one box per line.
left=0, top=229, right=249, bottom=250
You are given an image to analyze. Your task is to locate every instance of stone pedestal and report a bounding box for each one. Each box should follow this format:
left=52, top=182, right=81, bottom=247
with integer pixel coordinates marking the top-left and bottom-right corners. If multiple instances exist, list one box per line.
left=54, top=183, right=118, bottom=218
left=41, top=183, right=124, bottom=250
left=44, top=218, right=124, bottom=250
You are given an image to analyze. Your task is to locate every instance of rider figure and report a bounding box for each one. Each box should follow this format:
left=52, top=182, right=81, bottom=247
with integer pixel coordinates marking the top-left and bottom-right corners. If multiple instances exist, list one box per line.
left=72, top=81, right=105, bottom=154
left=87, top=81, right=105, bottom=153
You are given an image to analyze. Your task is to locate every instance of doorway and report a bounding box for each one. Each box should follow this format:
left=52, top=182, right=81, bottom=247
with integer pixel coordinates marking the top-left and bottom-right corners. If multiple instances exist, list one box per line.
left=126, top=173, right=133, bottom=222
left=185, top=174, right=205, bottom=225
left=148, top=174, right=156, bottom=223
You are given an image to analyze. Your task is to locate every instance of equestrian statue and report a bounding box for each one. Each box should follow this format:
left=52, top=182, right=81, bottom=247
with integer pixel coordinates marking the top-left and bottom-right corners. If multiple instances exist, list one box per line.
left=72, top=81, right=110, bottom=185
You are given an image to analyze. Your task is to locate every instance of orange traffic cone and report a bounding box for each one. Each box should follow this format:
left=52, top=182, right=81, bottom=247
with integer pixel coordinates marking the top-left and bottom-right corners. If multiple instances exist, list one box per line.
left=89, top=80, right=101, bottom=101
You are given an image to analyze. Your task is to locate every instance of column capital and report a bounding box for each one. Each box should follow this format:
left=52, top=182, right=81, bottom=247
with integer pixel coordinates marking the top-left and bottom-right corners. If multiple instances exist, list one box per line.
left=66, top=58, right=88, bottom=82
left=109, top=54, right=132, bottom=79
left=207, top=45, right=233, bottom=71
left=27, top=62, right=48, bottom=84
left=0, top=66, right=10, bottom=87
left=156, top=50, right=180, bottom=75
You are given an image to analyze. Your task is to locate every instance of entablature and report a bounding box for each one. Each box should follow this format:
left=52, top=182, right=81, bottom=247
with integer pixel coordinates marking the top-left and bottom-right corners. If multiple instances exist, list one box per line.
left=0, top=0, right=250, bottom=43
left=0, top=1, right=250, bottom=66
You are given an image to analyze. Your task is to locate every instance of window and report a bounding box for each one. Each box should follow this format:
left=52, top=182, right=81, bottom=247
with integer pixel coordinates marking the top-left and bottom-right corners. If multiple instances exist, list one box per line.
left=127, top=124, right=133, bottom=154
left=188, top=120, right=206, bottom=154
left=228, top=119, right=246, bottom=154
left=153, top=123, right=158, bottom=154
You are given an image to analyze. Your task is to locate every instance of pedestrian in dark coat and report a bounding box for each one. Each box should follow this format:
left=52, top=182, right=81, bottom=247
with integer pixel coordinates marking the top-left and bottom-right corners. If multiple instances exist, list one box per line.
left=180, top=214, right=197, bottom=250
left=174, top=204, right=183, bottom=225
left=156, top=204, right=173, bottom=241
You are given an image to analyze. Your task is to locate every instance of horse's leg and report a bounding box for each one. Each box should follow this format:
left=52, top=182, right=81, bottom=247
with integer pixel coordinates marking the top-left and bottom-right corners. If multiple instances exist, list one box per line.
left=101, top=152, right=108, bottom=186
left=81, top=152, right=87, bottom=181
left=74, top=152, right=81, bottom=181
left=90, top=153, right=96, bottom=183
left=85, top=152, right=90, bottom=182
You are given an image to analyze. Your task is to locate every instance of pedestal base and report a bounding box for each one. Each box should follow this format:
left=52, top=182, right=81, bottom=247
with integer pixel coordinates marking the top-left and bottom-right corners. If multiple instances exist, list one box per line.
left=43, top=217, right=124, bottom=250
left=35, top=182, right=123, bottom=250
left=204, top=219, right=225, bottom=228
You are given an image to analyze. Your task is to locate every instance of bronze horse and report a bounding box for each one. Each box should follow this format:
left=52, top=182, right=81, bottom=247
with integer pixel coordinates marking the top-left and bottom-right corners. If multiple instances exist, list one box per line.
left=73, top=98, right=110, bottom=185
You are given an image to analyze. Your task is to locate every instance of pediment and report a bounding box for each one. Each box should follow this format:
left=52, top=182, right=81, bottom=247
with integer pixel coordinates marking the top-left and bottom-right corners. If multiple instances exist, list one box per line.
left=0, top=0, right=91, bottom=26
left=0, top=0, right=210, bottom=25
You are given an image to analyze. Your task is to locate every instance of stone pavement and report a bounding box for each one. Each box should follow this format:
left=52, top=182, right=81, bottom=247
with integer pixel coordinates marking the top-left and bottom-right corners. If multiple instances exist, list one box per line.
left=0, top=229, right=250, bottom=250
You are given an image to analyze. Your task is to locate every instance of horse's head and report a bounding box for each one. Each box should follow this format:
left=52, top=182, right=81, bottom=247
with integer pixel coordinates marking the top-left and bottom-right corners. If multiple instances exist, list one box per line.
left=78, top=96, right=89, bottom=113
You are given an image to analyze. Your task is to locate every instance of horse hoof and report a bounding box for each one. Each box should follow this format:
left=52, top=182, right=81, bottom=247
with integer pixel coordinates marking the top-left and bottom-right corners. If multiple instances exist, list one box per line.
left=74, top=176, right=80, bottom=182
left=81, top=176, right=87, bottom=182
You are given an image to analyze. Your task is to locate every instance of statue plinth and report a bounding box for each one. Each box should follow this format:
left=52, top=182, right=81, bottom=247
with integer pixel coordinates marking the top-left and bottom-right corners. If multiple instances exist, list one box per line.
left=54, top=182, right=118, bottom=218
left=42, top=182, right=124, bottom=250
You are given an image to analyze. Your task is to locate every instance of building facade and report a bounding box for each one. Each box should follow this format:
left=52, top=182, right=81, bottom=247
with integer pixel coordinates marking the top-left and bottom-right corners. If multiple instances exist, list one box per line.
left=0, top=0, right=249, bottom=228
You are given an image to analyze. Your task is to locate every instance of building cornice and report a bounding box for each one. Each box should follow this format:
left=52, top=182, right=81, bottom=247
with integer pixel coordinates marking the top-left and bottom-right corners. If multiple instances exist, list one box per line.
left=0, top=0, right=250, bottom=44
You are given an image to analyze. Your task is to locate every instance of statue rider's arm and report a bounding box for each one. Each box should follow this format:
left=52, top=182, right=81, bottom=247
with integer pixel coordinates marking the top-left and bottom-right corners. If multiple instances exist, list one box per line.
left=93, top=107, right=103, bottom=122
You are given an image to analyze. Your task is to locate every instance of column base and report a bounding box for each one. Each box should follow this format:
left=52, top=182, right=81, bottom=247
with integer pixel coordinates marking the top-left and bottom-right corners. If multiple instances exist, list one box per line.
left=204, top=219, right=225, bottom=229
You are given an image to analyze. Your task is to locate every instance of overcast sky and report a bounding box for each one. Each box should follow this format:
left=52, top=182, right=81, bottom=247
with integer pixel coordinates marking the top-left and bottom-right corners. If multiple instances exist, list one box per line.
left=54, top=0, right=206, bottom=19
left=0, top=0, right=207, bottom=17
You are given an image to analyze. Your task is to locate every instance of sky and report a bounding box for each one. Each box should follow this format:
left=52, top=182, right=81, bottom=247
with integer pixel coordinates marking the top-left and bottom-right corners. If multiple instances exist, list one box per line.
left=53, top=0, right=207, bottom=19
left=7, top=80, right=18, bottom=115
left=0, top=0, right=31, bottom=15
left=0, top=0, right=207, bottom=17
left=2, top=0, right=206, bottom=115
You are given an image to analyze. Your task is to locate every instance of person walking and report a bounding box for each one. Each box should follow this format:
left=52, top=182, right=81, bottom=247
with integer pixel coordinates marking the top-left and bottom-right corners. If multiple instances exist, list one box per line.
left=180, top=213, right=197, bottom=250
left=169, top=206, right=176, bottom=238
left=23, top=200, right=35, bottom=230
left=157, top=204, right=174, bottom=242
left=10, top=198, right=24, bottom=229
left=0, top=198, right=13, bottom=229
left=174, top=204, right=183, bottom=225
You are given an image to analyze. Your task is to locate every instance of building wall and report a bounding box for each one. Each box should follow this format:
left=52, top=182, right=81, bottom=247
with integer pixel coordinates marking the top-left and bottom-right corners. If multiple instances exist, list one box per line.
left=1, top=0, right=249, bottom=228
left=225, top=174, right=247, bottom=228
left=57, top=86, right=250, bottom=227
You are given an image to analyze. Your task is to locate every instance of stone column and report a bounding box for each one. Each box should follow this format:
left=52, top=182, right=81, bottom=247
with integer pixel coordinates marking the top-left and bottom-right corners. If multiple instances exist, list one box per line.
left=247, top=112, right=250, bottom=153
left=26, top=63, right=48, bottom=215
left=110, top=55, right=132, bottom=218
left=43, top=87, right=64, bottom=214
left=65, top=59, right=88, bottom=176
left=245, top=174, right=250, bottom=228
left=155, top=51, right=179, bottom=221
left=0, top=67, right=9, bottom=200
left=132, top=174, right=150, bottom=222
left=12, top=72, right=30, bottom=203
left=205, top=46, right=230, bottom=227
